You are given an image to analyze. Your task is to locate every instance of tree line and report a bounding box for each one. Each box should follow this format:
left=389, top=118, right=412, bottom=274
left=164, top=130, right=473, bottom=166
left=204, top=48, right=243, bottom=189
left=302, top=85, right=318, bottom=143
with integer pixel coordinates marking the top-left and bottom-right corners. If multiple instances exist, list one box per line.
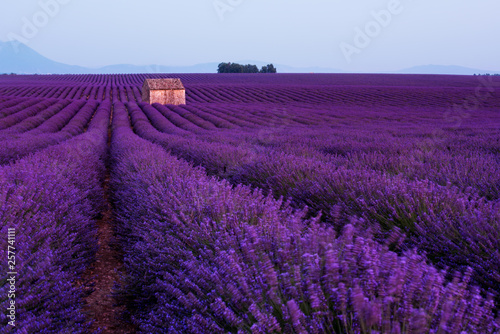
left=217, top=62, right=277, bottom=73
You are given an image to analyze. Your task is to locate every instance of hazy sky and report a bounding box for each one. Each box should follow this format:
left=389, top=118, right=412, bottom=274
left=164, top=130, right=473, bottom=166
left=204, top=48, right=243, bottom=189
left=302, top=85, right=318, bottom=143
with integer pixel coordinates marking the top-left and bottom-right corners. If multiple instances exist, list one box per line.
left=1, top=0, right=499, bottom=72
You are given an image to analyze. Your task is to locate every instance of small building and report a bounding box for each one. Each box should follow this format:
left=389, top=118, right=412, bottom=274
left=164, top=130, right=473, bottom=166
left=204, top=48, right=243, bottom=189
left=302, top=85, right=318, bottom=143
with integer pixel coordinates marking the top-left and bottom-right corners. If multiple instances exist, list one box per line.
left=142, top=78, right=186, bottom=105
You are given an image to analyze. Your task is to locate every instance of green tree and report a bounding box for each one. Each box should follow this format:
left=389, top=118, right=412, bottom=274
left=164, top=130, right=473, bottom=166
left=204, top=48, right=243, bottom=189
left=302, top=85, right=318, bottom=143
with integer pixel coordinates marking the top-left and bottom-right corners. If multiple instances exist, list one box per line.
left=217, top=62, right=231, bottom=73
left=243, top=64, right=259, bottom=73
left=218, top=62, right=277, bottom=73
left=260, top=64, right=277, bottom=73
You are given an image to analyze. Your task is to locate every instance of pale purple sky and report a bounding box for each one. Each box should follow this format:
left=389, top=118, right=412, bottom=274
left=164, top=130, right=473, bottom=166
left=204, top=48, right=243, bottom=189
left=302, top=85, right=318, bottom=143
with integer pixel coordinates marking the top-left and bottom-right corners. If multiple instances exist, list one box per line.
left=1, top=0, right=499, bottom=72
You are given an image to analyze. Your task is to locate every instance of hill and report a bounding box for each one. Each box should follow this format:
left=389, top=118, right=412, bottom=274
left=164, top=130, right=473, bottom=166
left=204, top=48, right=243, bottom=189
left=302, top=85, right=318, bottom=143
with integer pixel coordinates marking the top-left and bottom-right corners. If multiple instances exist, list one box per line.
left=1, top=40, right=498, bottom=75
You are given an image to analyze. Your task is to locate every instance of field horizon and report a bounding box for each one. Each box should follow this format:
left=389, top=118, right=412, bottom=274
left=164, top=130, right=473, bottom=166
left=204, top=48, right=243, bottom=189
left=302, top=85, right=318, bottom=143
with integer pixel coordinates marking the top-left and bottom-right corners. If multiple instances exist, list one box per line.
left=2, top=40, right=500, bottom=76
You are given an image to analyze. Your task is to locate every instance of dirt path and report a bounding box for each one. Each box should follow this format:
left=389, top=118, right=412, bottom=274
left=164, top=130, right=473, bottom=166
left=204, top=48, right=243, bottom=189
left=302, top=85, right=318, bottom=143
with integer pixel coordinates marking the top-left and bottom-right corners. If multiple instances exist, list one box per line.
left=82, top=111, right=135, bottom=333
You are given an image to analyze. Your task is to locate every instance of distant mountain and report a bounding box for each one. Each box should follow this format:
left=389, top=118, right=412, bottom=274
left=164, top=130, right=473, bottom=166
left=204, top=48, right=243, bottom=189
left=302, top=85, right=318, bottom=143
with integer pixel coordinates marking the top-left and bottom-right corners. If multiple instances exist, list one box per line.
left=0, top=41, right=221, bottom=74
left=1, top=40, right=498, bottom=75
left=277, top=65, right=343, bottom=73
left=98, top=62, right=343, bottom=74
left=396, top=65, right=500, bottom=75
left=0, top=41, right=344, bottom=74
left=0, top=40, right=217, bottom=74
left=96, top=63, right=220, bottom=74
left=232, top=60, right=343, bottom=74
left=0, top=40, right=88, bottom=74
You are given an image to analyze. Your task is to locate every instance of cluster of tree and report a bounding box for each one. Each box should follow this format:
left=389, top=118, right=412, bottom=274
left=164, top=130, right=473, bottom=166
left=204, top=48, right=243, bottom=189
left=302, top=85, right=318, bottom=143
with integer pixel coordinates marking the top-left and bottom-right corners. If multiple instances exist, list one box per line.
left=217, top=62, right=277, bottom=73
left=474, top=73, right=500, bottom=76
left=260, top=64, right=277, bottom=73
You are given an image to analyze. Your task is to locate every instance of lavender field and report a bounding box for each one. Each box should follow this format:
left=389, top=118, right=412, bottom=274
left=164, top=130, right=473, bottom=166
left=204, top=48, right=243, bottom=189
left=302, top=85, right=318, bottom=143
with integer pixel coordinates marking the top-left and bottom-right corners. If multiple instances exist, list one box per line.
left=1, top=73, right=500, bottom=333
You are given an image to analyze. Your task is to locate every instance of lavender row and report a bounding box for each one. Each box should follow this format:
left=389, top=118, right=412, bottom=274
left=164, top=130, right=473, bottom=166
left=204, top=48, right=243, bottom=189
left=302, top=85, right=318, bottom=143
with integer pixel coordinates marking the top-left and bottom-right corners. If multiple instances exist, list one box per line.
left=3, top=74, right=498, bottom=106
left=0, top=100, right=71, bottom=138
left=139, top=103, right=189, bottom=134
left=24, top=100, right=87, bottom=136
left=3, top=73, right=498, bottom=87
left=0, top=99, right=60, bottom=130
left=180, top=105, right=499, bottom=201
left=165, top=103, right=326, bottom=129
left=0, top=100, right=104, bottom=165
left=201, top=105, right=258, bottom=128
left=228, top=151, right=500, bottom=290
left=152, top=103, right=204, bottom=132
left=0, top=102, right=110, bottom=333
left=0, top=97, right=39, bottom=117
left=0, top=97, right=44, bottom=119
left=58, top=100, right=100, bottom=135
left=1, top=84, right=140, bottom=103
left=180, top=104, right=237, bottom=129
left=128, top=102, right=500, bottom=295
left=111, top=102, right=499, bottom=333
left=160, top=104, right=219, bottom=130
left=196, top=121, right=500, bottom=201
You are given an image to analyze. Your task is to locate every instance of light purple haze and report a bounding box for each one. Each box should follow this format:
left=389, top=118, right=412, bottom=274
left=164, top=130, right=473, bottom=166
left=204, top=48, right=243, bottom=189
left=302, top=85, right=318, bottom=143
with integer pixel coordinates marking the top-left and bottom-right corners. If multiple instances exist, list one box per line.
left=0, top=0, right=499, bottom=72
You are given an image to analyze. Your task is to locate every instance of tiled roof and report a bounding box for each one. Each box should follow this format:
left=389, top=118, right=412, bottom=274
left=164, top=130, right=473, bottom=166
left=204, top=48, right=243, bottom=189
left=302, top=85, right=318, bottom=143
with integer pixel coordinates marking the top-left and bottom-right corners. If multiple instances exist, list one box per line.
left=142, top=78, right=185, bottom=90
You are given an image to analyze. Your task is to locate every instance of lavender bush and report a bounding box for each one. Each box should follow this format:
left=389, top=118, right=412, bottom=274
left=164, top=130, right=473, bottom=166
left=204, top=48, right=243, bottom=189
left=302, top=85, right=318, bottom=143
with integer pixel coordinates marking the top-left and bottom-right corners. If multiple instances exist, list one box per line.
left=0, top=100, right=103, bottom=165
left=111, top=102, right=499, bottom=333
left=0, top=101, right=110, bottom=333
left=0, top=73, right=498, bottom=333
left=120, top=100, right=500, bottom=295
left=0, top=100, right=71, bottom=138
